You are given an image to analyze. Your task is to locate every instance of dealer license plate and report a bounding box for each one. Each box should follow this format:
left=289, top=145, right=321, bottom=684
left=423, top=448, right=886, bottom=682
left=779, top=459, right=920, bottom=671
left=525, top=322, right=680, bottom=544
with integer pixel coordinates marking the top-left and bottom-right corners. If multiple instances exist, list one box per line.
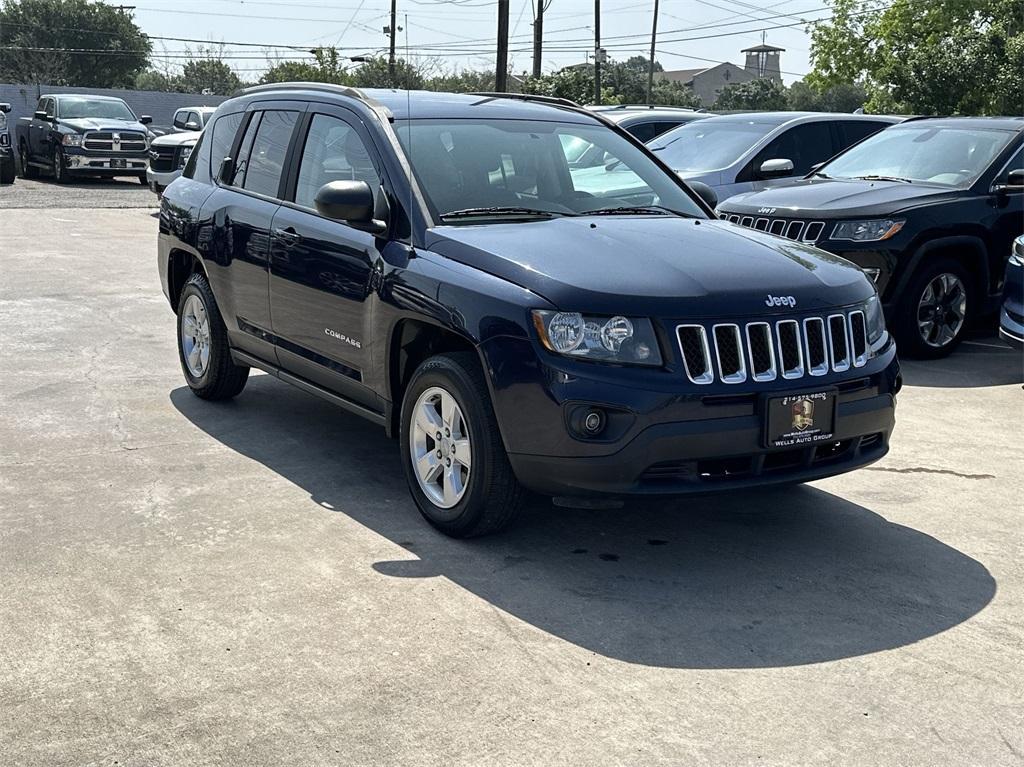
left=110, top=159, right=126, bottom=169
left=764, top=389, right=837, bottom=449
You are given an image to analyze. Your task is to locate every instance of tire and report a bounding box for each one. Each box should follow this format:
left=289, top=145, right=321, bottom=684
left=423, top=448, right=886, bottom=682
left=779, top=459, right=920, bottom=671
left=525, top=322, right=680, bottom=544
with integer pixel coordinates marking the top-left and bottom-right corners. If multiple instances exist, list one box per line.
left=0, top=158, right=14, bottom=184
left=399, top=352, right=525, bottom=537
left=176, top=272, right=249, bottom=400
left=18, top=141, right=38, bottom=179
left=137, top=173, right=147, bottom=185
left=892, top=256, right=973, bottom=359
left=51, top=146, right=70, bottom=183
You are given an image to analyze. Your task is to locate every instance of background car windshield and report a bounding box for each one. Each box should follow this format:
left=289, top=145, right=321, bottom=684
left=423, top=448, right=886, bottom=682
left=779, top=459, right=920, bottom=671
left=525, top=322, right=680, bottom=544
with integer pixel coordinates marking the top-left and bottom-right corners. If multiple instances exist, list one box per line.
left=821, top=125, right=1012, bottom=186
left=396, top=118, right=706, bottom=220
left=59, top=98, right=136, bottom=120
left=647, top=119, right=773, bottom=172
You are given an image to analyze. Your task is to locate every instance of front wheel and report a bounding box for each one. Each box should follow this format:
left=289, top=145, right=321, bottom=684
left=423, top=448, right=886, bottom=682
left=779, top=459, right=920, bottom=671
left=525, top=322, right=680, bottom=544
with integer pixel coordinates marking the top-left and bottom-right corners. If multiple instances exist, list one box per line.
left=176, top=272, right=249, bottom=400
left=399, top=352, right=525, bottom=537
left=18, top=141, right=38, bottom=179
left=893, top=257, right=973, bottom=359
left=51, top=146, right=70, bottom=183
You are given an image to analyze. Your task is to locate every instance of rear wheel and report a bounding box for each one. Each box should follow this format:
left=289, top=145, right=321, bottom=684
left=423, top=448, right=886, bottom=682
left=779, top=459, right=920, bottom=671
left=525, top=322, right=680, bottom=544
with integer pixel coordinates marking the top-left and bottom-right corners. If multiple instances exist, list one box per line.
left=893, top=257, right=973, bottom=359
left=399, top=352, right=525, bottom=537
left=18, top=141, right=38, bottom=179
left=176, top=272, right=249, bottom=400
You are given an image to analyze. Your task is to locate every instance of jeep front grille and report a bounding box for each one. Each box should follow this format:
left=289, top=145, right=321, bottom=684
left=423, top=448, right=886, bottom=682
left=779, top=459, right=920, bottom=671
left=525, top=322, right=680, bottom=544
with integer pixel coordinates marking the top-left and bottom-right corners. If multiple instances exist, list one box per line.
left=722, top=213, right=825, bottom=244
left=676, top=310, right=868, bottom=385
left=83, top=131, right=147, bottom=152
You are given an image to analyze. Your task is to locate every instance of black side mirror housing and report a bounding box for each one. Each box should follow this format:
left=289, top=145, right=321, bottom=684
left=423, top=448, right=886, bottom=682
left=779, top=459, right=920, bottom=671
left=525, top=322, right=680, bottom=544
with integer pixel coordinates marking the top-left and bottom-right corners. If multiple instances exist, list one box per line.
left=688, top=180, right=718, bottom=210
left=217, top=157, right=234, bottom=185
left=139, top=115, right=153, bottom=125
left=315, top=180, right=386, bottom=234
left=34, top=110, right=48, bottom=121
left=1007, top=168, right=1024, bottom=187
left=0, top=103, right=11, bottom=114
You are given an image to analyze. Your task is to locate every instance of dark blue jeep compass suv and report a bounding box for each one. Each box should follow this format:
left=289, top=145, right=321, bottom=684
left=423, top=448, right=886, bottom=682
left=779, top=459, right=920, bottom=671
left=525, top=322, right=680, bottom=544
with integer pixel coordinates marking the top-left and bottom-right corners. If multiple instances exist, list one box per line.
left=158, top=84, right=901, bottom=537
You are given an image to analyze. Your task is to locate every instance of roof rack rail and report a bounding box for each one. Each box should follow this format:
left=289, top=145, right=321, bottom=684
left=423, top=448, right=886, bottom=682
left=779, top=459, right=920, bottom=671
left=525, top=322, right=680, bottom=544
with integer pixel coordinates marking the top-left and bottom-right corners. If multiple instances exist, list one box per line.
left=234, top=82, right=393, bottom=118
left=598, top=104, right=699, bottom=112
left=469, top=92, right=583, bottom=110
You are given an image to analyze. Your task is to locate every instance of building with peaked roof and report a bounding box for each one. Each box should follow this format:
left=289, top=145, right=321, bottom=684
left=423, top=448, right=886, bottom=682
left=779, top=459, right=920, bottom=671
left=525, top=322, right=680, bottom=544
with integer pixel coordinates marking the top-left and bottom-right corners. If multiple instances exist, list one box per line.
left=658, top=42, right=785, bottom=107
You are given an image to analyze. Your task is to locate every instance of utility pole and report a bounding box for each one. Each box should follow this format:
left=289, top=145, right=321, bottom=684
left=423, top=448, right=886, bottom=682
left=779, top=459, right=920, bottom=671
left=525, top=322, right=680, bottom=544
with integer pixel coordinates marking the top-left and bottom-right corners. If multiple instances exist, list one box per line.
left=646, top=0, right=659, bottom=104
left=388, top=0, right=397, bottom=84
left=496, top=0, right=510, bottom=92
left=593, top=0, right=601, bottom=105
left=532, top=0, right=544, bottom=79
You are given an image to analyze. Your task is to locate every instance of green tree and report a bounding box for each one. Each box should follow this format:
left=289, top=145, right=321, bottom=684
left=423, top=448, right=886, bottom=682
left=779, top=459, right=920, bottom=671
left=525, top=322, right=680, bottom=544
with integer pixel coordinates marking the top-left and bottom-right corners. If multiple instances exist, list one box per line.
left=809, top=0, right=1023, bottom=115
left=261, top=47, right=351, bottom=85
left=714, top=78, right=788, bottom=110
left=0, top=0, right=151, bottom=87
left=787, top=80, right=868, bottom=112
left=348, top=57, right=424, bottom=90
left=179, top=56, right=243, bottom=95
left=521, top=56, right=700, bottom=107
left=135, top=69, right=182, bottom=93
left=427, top=68, right=495, bottom=93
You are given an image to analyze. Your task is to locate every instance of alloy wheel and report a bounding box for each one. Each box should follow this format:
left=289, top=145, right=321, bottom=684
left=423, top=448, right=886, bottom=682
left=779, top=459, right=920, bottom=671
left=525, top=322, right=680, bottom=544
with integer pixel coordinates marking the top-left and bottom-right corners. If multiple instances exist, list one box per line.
left=180, top=294, right=211, bottom=377
left=409, top=386, right=472, bottom=509
left=916, top=272, right=967, bottom=349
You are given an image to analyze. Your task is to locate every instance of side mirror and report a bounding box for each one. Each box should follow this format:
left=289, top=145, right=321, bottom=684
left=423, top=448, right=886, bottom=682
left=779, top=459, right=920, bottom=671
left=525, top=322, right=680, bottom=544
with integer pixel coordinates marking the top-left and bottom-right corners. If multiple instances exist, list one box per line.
left=688, top=180, right=718, bottom=210
left=1007, top=169, right=1024, bottom=187
left=139, top=115, right=153, bottom=125
left=34, top=110, right=48, bottom=121
left=184, top=121, right=201, bottom=131
left=0, top=103, right=10, bottom=114
left=217, top=156, right=234, bottom=185
left=759, top=158, right=795, bottom=178
left=315, top=180, right=386, bottom=233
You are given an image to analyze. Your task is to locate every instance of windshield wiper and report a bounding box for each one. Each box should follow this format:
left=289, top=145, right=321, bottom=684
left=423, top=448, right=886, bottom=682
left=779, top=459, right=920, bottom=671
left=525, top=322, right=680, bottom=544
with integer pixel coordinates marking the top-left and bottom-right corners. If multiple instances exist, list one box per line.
left=812, top=171, right=831, bottom=179
left=854, top=174, right=913, bottom=184
left=583, top=205, right=694, bottom=218
left=439, top=206, right=570, bottom=222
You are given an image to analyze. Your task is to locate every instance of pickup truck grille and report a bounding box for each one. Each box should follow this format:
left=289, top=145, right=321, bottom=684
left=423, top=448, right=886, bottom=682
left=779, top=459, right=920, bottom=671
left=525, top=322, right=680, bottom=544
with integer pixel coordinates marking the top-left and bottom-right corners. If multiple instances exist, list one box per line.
left=83, top=131, right=148, bottom=152
left=721, top=213, right=825, bottom=244
left=676, top=310, right=868, bottom=385
left=148, top=144, right=177, bottom=172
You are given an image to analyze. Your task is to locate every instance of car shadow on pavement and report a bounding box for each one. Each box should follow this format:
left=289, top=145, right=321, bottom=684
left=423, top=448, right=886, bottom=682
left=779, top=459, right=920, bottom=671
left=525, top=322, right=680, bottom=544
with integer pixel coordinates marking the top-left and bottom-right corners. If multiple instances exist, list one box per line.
left=900, top=331, right=1022, bottom=388
left=171, top=376, right=995, bottom=670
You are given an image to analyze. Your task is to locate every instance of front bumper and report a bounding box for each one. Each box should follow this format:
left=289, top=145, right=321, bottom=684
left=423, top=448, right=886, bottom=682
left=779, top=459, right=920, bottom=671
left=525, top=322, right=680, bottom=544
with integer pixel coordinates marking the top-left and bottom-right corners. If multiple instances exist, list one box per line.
left=147, top=166, right=182, bottom=195
left=64, top=150, right=148, bottom=175
left=482, top=335, right=900, bottom=497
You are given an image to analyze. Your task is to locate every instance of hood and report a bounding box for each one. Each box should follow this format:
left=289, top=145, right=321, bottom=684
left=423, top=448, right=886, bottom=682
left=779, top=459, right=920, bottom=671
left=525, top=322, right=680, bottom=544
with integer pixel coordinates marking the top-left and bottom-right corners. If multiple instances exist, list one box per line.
left=59, top=117, right=147, bottom=133
left=424, top=216, right=873, bottom=318
left=721, top=177, right=959, bottom=218
left=151, top=130, right=201, bottom=147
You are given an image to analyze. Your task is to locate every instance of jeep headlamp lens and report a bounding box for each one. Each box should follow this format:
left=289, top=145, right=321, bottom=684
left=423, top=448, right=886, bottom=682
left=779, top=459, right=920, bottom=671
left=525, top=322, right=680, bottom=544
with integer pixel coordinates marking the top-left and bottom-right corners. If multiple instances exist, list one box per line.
left=864, top=294, right=886, bottom=345
left=831, top=219, right=904, bottom=242
left=61, top=134, right=82, bottom=147
left=532, top=310, right=662, bottom=366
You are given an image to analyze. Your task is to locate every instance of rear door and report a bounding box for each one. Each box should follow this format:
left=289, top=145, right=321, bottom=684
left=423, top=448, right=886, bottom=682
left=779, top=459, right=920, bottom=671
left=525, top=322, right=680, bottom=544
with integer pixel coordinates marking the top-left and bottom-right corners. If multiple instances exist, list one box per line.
left=199, top=103, right=302, bottom=363
left=745, top=121, right=835, bottom=191
left=267, top=105, right=387, bottom=408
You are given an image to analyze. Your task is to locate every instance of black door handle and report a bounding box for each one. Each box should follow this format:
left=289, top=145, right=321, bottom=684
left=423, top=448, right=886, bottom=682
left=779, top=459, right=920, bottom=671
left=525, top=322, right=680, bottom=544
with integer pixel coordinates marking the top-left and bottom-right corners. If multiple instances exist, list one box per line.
left=273, top=227, right=302, bottom=244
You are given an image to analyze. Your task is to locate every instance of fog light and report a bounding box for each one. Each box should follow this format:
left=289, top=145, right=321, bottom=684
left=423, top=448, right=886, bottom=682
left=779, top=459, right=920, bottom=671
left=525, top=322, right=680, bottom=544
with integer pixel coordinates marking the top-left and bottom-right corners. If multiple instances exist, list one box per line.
left=584, top=411, right=603, bottom=433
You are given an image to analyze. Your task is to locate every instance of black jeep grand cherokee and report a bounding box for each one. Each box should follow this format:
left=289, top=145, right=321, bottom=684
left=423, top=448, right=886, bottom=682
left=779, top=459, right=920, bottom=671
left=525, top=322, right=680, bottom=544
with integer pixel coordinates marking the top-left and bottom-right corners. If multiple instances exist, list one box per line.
left=158, top=84, right=900, bottom=537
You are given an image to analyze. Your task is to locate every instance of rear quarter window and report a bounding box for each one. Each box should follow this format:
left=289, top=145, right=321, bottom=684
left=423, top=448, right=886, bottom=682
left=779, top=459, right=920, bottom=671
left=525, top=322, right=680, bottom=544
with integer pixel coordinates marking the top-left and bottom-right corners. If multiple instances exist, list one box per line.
left=208, top=111, right=244, bottom=178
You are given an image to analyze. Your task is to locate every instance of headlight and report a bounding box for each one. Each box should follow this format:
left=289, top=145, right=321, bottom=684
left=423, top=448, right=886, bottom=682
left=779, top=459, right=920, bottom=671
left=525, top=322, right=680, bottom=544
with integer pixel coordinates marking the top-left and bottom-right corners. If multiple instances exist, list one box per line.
left=178, top=144, right=195, bottom=168
left=0, top=112, right=6, bottom=131
left=532, top=310, right=662, bottom=366
left=61, top=134, right=83, bottom=147
left=1011, top=237, right=1024, bottom=266
left=864, top=294, right=886, bottom=345
left=831, top=219, right=904, bottom=242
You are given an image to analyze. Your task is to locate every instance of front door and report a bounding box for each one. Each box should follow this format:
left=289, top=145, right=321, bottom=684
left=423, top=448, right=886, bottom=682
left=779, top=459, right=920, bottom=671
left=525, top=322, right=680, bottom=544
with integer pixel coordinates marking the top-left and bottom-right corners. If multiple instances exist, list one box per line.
left=268, top=106, right=387, bottom=409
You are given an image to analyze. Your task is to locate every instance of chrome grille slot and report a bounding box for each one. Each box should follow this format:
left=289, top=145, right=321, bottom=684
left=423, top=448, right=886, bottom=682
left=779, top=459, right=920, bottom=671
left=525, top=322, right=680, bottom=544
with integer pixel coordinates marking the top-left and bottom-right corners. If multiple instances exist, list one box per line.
left=754, top=218, right=769, bottom=231
left=828, top=314, right=851, bottom=372
left=776, top=320, right=804, bottom=379
left=804, top=221, right=825, bottom=242
left=730, top=216, right=827, bottom=243
left=713, top=324, right=746, bottom=384
left=784, top=220, right=805, bottom=240
left=728, top=214, right=741, bottom=223
left=740, top=216, right=753, bottom=228
left=745, top=322, right=776, bottom=381
left=677, top=325, right=714, bottom=385
left=769, top=219, right=786, bottom=235
left=803, top=317, right=829, bottom=376
left=83, top=130, right=147, bottom=152
left=849, top=310, right=868, bottom=367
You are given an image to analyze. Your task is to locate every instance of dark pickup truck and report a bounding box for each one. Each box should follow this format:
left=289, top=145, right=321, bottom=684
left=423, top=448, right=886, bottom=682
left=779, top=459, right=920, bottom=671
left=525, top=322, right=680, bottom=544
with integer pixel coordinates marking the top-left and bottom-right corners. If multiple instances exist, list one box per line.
left=0, top=102, right=14, bottom=184
left=16, top=93, right=152, bottom=183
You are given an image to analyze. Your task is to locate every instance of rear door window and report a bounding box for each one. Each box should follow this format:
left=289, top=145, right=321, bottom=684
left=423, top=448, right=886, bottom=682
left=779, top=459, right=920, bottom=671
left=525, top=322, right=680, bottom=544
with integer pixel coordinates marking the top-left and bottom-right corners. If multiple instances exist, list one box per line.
left=839, top=120, right=888, bottom=149
left=753, top=122, right=835, bottom=177
left=240, top=110, right=298, bottom=198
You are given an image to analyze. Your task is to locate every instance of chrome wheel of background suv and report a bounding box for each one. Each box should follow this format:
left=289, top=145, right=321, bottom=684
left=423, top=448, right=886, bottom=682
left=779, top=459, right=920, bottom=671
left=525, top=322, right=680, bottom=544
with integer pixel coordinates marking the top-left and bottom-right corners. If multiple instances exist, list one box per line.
left=917, top=272, right=967, bottom=349
left=410, top=386, right=472, bottom=509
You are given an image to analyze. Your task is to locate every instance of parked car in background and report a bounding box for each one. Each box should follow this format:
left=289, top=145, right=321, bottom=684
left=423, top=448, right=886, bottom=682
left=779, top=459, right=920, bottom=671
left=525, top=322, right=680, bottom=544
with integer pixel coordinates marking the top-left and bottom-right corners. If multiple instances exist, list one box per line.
left=147, top=129, right=201, bottom=196
left=591, top=104, right=710, bottom=142
left=647, top=112, right=900, bottom=202
left=158, top=85, right=899, bottom=537
left=1000, top=235, right=1024, bottom=349
left=16, top=94, right=152, bottom=183
left=0, top=102, right=14, bottom=184
left=719, top=117, right=1024, bottom=358
left=170, top=106, right=216, bottom=133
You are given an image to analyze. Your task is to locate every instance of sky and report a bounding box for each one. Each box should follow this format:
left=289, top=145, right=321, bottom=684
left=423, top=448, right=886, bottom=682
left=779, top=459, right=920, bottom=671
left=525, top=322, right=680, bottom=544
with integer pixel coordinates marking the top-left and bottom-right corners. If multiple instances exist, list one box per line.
left=124, top=0, right=831, bottom=84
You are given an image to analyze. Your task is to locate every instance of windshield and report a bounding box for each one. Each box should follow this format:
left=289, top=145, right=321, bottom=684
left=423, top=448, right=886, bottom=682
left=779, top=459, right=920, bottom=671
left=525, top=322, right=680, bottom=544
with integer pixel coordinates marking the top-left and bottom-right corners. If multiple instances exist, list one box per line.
left=395, top=118, right=706, bottom=222
left=647, top=119, right=776, bottom=172
left=58, top=98, right=136, bottom=121
left=820, top=125, right=1012, bottom=186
